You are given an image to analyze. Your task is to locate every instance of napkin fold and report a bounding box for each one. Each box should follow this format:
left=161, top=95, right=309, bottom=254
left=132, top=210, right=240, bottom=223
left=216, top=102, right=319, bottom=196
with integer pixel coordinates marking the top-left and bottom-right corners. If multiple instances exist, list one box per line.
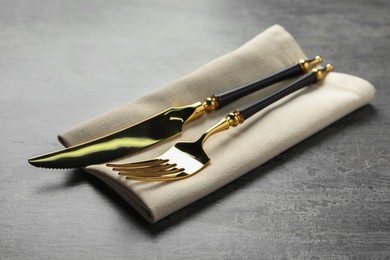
left=58, top=25, right=375, bottom=223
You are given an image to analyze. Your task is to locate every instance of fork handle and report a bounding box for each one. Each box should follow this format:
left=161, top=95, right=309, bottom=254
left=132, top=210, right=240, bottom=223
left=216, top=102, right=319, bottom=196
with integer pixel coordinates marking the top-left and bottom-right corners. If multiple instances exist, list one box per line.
left=213, top=56, right=323, bottom=109
left=239, top=64, right=334, bottom=120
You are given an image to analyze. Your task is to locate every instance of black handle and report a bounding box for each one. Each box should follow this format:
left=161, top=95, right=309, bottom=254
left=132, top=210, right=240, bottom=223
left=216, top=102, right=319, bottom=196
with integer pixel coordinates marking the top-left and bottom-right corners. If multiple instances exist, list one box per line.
left=214, top=56, right=323, bottom=109
left=238, top=72, right=318, bottom=120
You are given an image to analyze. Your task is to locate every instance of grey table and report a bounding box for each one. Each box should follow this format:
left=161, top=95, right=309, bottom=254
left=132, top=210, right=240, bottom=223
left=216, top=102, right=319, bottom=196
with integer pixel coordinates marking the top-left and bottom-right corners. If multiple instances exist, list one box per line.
left=1, top=1, right=389, bottom=259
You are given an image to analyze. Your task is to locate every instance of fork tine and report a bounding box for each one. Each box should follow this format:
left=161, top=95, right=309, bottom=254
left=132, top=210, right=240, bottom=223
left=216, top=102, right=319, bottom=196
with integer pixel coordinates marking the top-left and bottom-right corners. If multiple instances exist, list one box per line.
left=106, top=159, right=169, bottom=168
left=125, top=170, right=188, bottom=182
left=117, top=166, right=183, bottom=177
left=121, top=168, right=185, bottom=178
left=107, top=157, right=186, bottom=179
left=114, top=163, right=177, bottom=174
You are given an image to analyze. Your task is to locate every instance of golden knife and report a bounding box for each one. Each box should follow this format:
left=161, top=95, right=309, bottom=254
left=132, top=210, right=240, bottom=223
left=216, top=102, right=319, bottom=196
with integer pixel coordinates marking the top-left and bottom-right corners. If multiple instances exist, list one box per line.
left=28, top=56, right=322, bottom=168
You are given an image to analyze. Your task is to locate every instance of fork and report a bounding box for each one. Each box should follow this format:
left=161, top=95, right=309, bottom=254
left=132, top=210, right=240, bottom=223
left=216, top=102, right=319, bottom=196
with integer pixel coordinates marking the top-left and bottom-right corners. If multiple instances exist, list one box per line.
left=107, top=64, right=333, bottom=181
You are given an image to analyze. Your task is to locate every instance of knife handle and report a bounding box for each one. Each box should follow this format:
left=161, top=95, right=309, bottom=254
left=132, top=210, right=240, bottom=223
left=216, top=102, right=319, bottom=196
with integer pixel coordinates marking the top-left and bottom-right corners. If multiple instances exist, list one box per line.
left=238, top=64, right=333, bottom=120
left=203, top=56, right=322, bottom=112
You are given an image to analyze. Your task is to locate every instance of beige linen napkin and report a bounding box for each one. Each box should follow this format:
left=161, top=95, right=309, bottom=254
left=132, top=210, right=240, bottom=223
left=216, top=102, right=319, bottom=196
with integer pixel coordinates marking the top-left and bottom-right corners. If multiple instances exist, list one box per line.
left=58, top=25, right=375, bottom=223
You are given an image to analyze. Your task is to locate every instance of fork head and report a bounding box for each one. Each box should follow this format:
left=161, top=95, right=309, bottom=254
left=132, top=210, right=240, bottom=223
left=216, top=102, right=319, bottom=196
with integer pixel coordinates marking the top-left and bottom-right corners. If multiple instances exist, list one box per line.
left=107, top=111, right=244, bottom=181
left=107, top=140, right=210, bottom=181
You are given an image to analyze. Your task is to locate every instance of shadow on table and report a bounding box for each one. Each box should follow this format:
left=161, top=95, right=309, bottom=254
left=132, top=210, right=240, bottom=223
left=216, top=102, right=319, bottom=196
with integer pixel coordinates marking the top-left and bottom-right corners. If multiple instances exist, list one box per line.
left=63, top=104, right=378, bottom=236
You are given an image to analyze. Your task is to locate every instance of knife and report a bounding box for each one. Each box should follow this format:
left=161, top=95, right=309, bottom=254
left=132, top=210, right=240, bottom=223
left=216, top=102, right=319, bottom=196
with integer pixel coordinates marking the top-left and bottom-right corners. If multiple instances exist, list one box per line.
left=28, top=56, right=322, bottom=169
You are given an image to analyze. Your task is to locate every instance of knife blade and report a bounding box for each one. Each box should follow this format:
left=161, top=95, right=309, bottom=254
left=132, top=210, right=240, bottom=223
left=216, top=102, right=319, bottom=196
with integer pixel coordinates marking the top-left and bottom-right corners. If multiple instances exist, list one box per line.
left=28, top=56, right=322, bottom=169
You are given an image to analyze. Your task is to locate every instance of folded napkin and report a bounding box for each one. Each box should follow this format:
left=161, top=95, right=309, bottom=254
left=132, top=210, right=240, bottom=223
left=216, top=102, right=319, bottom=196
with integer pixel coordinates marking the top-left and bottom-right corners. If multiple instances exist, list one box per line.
left=58, top=25, right=375, bottom=223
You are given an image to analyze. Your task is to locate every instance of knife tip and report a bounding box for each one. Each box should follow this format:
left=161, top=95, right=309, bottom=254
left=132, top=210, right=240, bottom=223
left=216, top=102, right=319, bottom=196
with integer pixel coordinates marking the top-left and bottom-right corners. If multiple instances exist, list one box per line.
left=27, top=156, right=51, bottom=168
left=27, top=157, right=40, bottom=167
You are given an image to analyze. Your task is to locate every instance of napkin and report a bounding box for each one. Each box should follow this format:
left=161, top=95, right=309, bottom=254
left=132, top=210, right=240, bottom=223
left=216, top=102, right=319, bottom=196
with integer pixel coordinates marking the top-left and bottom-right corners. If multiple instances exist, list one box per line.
left=58, top=25, right=375, bottom=223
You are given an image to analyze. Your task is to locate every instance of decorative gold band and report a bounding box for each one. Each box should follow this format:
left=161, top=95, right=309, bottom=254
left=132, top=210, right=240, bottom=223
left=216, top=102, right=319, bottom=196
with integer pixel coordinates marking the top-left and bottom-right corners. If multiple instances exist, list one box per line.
left=202, top=95, right=220, bottom=113
left=313, top=64, right=334, bottom=81
left=299, top=56, right=323, bottom=73
left=226, top=110, right=245, bottom=127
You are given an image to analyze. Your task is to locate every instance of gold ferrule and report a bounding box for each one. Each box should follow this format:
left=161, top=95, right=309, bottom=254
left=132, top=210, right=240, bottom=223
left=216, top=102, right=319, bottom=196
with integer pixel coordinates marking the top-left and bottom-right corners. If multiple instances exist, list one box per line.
left=226, top=110, right=245, bottom=127
left=202, top=95, right=220, bottom=113
left=298, top=56, right=323, bottom=73
left=184, top=102, right=207, bottom=124
left=312, top=64, right=334, bottom=81
left=199, top=110, right=245, bottom=144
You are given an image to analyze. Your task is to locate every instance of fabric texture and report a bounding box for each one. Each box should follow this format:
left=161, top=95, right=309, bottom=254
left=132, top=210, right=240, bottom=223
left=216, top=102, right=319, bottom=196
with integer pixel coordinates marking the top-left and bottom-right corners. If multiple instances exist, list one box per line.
left=58, top=25, right=375, bottom=223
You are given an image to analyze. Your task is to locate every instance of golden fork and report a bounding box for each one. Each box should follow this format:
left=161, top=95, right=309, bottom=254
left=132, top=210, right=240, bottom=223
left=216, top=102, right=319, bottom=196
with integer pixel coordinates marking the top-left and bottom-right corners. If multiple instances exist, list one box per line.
left=107, top=64, right=333, bottom=181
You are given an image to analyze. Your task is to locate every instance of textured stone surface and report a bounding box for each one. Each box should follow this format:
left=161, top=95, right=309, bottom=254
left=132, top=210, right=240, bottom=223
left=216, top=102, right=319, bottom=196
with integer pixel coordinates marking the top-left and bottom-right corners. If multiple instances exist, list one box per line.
left=1, top=0, right=389, bottom=259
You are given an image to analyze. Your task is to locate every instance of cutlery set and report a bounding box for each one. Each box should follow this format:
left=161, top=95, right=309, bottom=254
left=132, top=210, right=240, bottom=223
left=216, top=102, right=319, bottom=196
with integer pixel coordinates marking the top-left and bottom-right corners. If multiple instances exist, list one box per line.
left=29, top=56, right=333, bottom=182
